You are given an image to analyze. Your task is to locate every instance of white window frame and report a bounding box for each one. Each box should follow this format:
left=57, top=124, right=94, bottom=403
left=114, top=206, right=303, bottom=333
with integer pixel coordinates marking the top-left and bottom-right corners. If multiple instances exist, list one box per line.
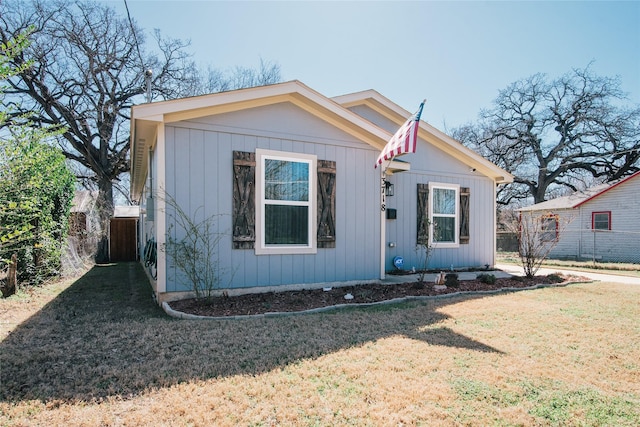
left=540, top=214, right=559, bottom=242
left=255, top=149, right=317, bottom=255
left=592, top=211, right=611, bottom=231
left=429, top=182, right=459, bottom=248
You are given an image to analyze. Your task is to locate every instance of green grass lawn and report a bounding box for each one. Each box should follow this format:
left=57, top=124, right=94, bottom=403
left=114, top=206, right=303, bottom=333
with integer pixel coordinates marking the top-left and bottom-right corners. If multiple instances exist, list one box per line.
left=1, top=263, right=639, bottom=426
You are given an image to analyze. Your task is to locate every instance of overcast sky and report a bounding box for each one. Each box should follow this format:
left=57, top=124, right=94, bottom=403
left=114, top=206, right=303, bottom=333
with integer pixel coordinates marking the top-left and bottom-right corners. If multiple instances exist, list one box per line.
left=112, top=0, right=640, bottom=130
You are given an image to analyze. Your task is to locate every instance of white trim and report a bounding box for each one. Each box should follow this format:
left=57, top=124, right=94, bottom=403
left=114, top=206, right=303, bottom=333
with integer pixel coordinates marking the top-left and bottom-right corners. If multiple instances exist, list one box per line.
left=429, top=182, right=460, bottom=248
left=156, top=124, right=167, bottom=293
left=380, top=167, right=386, bottom=279
left=492, top=183, right=497, bottom=267
left=255, top=149, right=317, bottom=255
left=131, top=81, right=513, bottom=201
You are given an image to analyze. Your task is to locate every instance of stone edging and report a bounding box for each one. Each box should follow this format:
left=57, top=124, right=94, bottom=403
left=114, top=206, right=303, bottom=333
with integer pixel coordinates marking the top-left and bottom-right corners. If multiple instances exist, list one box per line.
left=162, top=281, right=590, bottom=321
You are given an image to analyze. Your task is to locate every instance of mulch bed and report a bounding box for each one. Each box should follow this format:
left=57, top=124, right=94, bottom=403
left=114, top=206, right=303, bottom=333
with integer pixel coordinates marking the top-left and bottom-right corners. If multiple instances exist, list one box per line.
left=168, top=273, right=586, bottom=318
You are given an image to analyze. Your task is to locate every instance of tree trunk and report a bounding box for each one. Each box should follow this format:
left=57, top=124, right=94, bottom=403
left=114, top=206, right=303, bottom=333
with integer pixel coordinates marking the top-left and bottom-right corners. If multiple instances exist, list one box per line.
left=94, top=178, right=114, bottom=264
left=1, top=253, right=18, bottom=298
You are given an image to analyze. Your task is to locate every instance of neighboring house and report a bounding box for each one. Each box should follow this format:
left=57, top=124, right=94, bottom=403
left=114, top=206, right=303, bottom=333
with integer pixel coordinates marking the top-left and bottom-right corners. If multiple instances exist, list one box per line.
left=519, top=171, right=640, bottom=263
left=129, top=81, right=512, bottom=303
left=68, top=190, right=100, bottom=258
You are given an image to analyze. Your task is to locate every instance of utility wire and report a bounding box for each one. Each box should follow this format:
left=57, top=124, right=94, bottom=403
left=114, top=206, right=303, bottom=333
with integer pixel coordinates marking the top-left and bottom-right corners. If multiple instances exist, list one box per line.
left=123, top=0, right=144, bottom=69
left=124, top=0, right=152, bottom=102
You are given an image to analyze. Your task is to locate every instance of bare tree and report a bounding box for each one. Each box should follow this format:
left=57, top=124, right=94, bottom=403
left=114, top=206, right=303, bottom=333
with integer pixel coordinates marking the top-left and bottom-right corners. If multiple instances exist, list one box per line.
left=0, top=0, right=281, bottom=262
left=197, top=58, right=282, bottom=95
left=510, top=210, right=573, bottom=278
left=454, top=66, right=640, bottom=206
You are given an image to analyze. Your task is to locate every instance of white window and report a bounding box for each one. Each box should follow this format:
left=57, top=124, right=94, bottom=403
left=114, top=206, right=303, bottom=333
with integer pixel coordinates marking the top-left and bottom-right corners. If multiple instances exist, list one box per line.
left=540, top=215, right=558, bottom=242
left=429, top=182, right=459, bottom=247
left=592, top=212, right=611, bottom=231
left=255, top=149, right=317, bottom=255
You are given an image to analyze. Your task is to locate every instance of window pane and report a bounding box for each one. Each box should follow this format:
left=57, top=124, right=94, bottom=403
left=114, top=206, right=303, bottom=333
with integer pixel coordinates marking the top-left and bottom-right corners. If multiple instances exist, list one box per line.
left=265, top=159, right=309, bottom=201
left=433, top=188, right=455, bottom=215
left=540, top=217, right=557, bottom=241
left=265, top=205, right=308, bottom=245
left=594, top=213, right=609, bottom=230
left=433, top=217, right=455, bottom=242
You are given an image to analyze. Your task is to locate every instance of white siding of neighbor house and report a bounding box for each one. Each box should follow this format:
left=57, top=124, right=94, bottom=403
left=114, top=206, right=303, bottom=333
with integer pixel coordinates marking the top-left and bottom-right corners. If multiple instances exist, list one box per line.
left=157, top=102, right=499, bottom=293
left=544, top=175, right=640, bottom=262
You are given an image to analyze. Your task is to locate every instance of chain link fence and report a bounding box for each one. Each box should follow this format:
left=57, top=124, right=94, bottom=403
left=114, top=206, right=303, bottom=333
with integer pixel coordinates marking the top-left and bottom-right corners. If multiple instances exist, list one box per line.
left=497, top=230, right=640, bottom=265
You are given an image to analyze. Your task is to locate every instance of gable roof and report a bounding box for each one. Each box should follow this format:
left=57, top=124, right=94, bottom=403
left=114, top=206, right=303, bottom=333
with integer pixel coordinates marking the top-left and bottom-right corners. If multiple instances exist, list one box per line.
left=130, top=80, right=513, bottom=201
left=519, top=171, right=640, bottom=212
left=332, top=89, right=513, bottom=182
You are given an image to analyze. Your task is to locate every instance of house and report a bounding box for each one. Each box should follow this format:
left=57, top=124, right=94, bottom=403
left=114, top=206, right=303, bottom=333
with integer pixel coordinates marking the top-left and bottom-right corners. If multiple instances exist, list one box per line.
left=518, top=171, right=640, bottom=263
left=129, top=81, right=513, bottom=303
left=68, top=190, right=100, bottom=258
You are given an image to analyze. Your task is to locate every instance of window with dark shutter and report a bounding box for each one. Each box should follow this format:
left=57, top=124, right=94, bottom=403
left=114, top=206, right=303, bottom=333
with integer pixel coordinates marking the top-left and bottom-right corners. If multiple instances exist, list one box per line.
left=317, top=160, right=336, bottom=248
left=459, top=187, right=470, bottom=244
left=417, top=183, right=429, bottom=244
left=232, top=151, right=256, bottom=249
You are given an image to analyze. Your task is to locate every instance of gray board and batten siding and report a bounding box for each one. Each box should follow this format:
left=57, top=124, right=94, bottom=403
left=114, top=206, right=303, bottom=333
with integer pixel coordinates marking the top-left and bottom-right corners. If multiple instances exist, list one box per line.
left=160, top=102, right=497, bottom=293
left=163, top=103, right=380, bottom=292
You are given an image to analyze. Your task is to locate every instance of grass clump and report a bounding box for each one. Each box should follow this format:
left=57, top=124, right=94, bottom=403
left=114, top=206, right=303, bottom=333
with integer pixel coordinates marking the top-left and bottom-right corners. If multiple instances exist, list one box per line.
left=526, top=385, right=640, bottom=426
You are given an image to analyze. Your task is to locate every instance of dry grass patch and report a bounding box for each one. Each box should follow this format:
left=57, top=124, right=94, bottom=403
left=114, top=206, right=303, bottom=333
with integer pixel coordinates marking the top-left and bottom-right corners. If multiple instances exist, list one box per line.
left=1, top=263, right=639, bottom=426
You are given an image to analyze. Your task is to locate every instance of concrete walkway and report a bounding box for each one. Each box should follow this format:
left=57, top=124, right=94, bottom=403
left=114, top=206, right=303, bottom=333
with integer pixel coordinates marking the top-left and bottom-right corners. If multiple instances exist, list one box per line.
left=495, top=263, right=640, bottom=285
left=382, top=268, right=514, bottom=285
left=382, top=263, right=640, bottom=286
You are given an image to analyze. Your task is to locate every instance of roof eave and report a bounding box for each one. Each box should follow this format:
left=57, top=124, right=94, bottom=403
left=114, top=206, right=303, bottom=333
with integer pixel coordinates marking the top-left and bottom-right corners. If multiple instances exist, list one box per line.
left=333, top=90, right=514, bottom=184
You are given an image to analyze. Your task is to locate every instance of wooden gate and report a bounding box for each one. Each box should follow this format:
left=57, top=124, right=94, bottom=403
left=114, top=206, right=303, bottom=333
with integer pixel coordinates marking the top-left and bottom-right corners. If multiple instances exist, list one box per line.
left=109, top=218, right=138, bottom=262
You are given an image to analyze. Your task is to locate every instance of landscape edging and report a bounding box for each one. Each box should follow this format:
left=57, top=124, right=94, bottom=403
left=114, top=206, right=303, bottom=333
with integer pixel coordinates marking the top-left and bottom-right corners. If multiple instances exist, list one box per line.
left=162, top=280, right=591, bottom=320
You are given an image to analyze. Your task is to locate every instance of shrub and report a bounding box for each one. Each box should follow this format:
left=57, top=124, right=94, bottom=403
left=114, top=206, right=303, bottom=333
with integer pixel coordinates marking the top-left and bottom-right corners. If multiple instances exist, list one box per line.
left=547, top=273, right=564, bottom=283
left=161, top=193, right=229, bottom=302
left=476, top=273, right=496, bottom=285
left=445, top=273, right=459, bottom=287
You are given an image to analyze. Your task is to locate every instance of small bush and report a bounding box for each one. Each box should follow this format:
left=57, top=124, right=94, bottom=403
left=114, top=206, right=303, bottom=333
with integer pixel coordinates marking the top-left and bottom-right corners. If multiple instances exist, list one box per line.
left=445, top=273, right=459, bottom=288
left=476, top=273, right=496, bottom=285
left=547, top=273, right=564, bottom=283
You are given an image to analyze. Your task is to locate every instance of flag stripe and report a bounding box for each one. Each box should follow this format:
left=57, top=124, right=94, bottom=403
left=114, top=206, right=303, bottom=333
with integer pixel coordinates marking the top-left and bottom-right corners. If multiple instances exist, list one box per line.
left=375, top=101, right=424, bottom=168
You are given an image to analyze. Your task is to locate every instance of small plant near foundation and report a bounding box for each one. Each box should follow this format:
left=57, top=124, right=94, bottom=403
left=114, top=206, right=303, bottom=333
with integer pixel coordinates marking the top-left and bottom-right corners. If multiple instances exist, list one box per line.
left=161, top=193, right=229, bottom=302
left=476, top=273, right=496, bottom=285
left=415, top=219, right=435, bottom=286
left=445, top=273, right=459, bottom=288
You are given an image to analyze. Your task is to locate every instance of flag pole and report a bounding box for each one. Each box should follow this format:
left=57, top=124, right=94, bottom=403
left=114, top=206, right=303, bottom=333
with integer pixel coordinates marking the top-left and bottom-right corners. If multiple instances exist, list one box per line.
left=376, top=99, right=426, bottom=280
left=380, top=161, right=387, bottom=279
left=380, top=158, right=393, bottom=279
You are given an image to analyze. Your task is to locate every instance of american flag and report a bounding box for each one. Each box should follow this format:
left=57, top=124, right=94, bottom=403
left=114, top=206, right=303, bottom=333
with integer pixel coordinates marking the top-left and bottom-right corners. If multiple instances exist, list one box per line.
left=375, top=100, right=425, bottom=168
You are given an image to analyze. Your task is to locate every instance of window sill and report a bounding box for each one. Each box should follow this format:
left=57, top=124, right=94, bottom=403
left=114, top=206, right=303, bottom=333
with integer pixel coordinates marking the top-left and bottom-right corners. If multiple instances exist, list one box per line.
left=255, top=246, right=317, bottom=255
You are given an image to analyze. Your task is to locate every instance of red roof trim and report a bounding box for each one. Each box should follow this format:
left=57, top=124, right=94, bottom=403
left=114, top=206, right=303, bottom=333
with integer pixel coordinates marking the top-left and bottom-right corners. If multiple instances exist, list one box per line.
left=574, top=170, right=640, bottom=208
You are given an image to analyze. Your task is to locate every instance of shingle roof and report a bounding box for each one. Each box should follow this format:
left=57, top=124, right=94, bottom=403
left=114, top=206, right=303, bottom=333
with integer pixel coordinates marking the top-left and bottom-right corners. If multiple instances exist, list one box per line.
left=519, top=171, right=640, bottom=211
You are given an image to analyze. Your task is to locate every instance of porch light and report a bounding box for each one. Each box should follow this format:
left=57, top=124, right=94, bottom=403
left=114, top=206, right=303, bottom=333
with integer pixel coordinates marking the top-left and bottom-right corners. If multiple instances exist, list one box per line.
left=384, top=180, right=394, bottom=197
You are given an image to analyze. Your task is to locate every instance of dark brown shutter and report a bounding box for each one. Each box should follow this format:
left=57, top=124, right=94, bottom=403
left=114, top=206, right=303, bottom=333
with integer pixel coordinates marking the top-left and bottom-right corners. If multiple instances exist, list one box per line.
left=459, top=187, right=470, bottom=244
left=417, top=183, right=429, bottom=244
left=317, top=160, right=336, bottom=248
left=232, top=151, right=255, bottom=249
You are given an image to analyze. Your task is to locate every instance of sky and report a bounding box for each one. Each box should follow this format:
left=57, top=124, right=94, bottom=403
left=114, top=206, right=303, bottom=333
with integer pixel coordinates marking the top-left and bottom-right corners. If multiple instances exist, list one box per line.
left=111, top=0, right=640, bottom=131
